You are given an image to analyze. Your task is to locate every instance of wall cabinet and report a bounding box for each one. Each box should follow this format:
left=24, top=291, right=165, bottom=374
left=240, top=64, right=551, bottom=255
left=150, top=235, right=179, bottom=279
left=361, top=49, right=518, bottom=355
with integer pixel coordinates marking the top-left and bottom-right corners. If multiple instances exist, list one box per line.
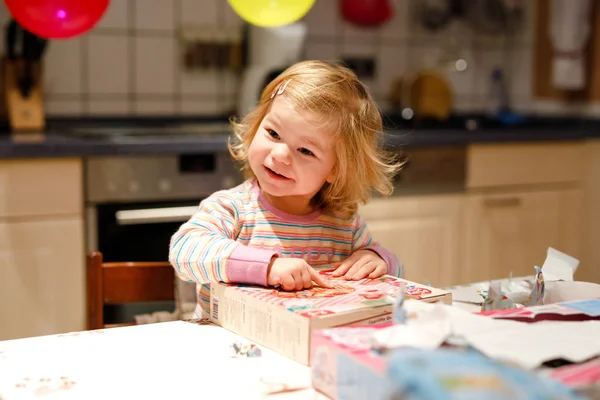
left=0, top=158, right=85, bottom=341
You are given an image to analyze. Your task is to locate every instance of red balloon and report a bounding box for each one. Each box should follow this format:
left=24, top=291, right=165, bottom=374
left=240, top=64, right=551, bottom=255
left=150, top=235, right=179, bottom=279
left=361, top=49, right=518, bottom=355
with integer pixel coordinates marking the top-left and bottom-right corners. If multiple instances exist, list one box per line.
left=4, top=0, right=110, bottom=39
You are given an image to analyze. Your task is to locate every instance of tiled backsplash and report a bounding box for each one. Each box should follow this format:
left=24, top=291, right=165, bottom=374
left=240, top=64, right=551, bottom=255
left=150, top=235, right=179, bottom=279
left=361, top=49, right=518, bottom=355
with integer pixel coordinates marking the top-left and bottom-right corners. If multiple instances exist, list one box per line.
left=0, top=0, right=592, bottom=118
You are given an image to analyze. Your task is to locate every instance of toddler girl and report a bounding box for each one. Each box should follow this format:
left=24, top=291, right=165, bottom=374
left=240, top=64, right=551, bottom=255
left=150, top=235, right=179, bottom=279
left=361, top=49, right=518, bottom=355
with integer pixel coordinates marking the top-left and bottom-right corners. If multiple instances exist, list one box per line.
left=169, top=60, right=403, bottom=317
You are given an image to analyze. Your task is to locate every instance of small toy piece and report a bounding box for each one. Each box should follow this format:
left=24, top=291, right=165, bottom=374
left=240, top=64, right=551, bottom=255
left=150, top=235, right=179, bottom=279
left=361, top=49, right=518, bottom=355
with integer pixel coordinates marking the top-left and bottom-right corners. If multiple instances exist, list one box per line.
left=230, top=340, right=262, bottom=358
left=522, top=266, right=545, bottom=307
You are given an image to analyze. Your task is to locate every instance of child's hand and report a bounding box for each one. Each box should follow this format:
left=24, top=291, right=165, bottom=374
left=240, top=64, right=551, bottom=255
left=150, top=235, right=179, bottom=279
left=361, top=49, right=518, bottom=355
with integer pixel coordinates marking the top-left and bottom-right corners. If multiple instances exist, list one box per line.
left=332, top=250, right=387, bottom=280
left=267, top=257, right=333, bottom=291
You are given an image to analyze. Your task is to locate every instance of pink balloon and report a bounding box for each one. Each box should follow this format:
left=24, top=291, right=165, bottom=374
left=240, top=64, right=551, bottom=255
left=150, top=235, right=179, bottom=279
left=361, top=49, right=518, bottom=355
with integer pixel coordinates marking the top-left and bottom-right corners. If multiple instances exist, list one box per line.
left=4, top=0, right=110, bottom=39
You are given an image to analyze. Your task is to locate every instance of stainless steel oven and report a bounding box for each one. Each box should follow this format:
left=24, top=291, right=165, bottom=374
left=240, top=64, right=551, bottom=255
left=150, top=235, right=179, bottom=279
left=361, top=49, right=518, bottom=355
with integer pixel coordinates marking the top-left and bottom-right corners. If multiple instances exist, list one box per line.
left=85, top=153, right=242, bottom=263
left=84, top=153, right=241, bottom=323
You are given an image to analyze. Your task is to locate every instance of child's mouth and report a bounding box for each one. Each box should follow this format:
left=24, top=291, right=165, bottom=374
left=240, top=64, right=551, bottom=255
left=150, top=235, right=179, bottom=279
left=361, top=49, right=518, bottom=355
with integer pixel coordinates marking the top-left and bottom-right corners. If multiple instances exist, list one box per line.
left=264, top=166, right=290, bottom=180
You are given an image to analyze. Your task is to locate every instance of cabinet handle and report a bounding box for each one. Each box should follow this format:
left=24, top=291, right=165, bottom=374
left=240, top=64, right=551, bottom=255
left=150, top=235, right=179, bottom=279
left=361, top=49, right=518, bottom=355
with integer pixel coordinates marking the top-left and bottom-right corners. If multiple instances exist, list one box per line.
left=115, top=206, right=199, bottom=225
left=483, top=197, right=522, bottom=208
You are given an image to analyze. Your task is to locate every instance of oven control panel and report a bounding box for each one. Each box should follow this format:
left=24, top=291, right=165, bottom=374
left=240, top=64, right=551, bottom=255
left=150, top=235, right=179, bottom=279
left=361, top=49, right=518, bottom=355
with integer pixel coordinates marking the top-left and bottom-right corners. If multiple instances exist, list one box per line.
left=85, top=153, right=242, bottom=203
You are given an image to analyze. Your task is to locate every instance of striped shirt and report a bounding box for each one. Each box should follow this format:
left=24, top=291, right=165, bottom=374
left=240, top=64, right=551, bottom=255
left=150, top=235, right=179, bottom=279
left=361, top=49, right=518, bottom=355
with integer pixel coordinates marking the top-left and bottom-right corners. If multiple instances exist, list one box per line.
left=169, top=179, right=402, bottom=317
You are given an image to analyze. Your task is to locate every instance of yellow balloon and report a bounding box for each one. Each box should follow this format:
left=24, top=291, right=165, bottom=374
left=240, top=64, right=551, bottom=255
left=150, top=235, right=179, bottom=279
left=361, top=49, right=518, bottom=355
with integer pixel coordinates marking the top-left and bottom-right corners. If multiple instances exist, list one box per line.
left=228, top=0, right=316, bottom=27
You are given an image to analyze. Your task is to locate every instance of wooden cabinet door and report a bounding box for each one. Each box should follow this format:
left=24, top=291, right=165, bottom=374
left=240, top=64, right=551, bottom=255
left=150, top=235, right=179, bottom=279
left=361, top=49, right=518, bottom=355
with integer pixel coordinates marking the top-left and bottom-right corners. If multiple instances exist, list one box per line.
left=0, top=217, right=85, bottom=340
left=463, top=189, right=582, bottom=283
left=359, top=194, right=464, bottom=287
left=581, top=140, right=600, bottom=284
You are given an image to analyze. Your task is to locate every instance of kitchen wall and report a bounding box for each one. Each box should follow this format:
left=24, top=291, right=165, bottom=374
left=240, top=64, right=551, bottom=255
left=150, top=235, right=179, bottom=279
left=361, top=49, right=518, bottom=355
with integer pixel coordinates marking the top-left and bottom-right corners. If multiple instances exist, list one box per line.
left=0, top=0, right=594, bottom=118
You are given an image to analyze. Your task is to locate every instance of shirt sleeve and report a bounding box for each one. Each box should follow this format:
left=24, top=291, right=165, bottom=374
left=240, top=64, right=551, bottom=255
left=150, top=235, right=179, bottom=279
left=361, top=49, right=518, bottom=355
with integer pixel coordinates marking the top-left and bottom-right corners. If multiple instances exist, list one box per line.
left=168, top=192, right=278, bottom=286
left=352, top=213, right=404, bottom=278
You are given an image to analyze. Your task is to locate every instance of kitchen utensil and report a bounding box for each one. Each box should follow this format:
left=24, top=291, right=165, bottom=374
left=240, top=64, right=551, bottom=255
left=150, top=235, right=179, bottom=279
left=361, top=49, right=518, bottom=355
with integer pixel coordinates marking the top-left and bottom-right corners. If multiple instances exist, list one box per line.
left=390, top=69, right=453, bottom=120
left=2, top=19, right=48, bottom=132
left=549, top=0, right=593, bottom=90
left=340, top=0, right=393, bottom=27
left=462, top=0, right=523, bottom=35
left=418, top=0, right=454, bottom=31
left=6, top=19, right=48, bottom=98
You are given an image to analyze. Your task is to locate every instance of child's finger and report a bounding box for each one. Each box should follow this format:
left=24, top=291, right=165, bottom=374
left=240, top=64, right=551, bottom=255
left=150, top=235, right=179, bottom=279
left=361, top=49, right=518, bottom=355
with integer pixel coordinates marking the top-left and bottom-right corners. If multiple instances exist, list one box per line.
left=310, top=267, right=333, bottom=288
left=332, top=259, right=353, bottom=277
left=368, top=264, right=387, bottom=279
left=351, top=263, right=376, bottom=280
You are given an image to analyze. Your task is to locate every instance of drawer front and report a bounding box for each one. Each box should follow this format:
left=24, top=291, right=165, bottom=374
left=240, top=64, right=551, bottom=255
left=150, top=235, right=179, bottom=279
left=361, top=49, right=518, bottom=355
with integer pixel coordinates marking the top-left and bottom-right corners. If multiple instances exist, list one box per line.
left=467, top=142, right=583, bottom=189
left=0, top=158, right=83, bottom=218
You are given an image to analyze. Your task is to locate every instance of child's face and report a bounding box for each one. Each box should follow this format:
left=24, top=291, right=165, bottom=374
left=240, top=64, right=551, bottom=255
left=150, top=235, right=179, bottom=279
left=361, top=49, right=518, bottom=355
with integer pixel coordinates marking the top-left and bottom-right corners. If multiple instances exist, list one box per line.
left=248, top=95, right=336, bottom=204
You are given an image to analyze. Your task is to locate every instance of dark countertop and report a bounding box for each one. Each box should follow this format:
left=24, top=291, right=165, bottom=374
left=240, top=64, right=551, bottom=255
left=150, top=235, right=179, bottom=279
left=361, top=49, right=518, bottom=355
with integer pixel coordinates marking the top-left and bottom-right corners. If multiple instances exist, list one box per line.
left=0, top=114, right=598, bottom=159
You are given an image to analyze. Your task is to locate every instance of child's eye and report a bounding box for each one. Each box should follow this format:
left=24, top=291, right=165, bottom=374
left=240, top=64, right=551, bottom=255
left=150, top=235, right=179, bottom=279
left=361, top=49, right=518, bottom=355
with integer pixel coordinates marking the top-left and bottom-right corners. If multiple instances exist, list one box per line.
left=299, top=148, right=314, bottom=157
left=267, top=129, right=280, bottom=140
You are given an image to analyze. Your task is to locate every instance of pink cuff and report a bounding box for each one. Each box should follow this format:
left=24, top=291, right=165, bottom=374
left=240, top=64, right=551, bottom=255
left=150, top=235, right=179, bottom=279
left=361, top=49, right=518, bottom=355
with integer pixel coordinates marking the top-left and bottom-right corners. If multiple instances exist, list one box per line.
left=226, top=245, right=279, bottom=286
left=363, top=245, right=403, bottom=278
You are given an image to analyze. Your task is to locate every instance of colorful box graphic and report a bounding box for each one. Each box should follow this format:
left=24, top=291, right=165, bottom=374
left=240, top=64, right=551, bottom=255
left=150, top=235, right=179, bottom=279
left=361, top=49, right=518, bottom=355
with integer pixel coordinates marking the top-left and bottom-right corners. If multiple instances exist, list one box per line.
left=210, top=270, right=452, bottom=365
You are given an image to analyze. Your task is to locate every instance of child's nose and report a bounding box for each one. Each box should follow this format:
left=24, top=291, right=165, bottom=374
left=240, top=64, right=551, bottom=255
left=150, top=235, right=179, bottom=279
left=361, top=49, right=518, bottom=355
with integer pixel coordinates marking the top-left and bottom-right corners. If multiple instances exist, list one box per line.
left=271, top=144, right=292, bottom=165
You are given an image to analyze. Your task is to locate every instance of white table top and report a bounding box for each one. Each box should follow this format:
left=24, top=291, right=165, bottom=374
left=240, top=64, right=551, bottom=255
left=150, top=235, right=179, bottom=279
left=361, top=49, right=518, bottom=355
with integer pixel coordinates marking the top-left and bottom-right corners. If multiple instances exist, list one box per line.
left=0, top=320, right=327, bottom=400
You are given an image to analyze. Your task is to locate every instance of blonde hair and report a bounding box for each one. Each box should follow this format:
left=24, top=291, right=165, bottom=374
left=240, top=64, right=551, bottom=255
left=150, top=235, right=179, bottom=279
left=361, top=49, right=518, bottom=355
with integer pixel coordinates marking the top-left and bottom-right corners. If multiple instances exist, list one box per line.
left=228, top=60, right=403, bottom=217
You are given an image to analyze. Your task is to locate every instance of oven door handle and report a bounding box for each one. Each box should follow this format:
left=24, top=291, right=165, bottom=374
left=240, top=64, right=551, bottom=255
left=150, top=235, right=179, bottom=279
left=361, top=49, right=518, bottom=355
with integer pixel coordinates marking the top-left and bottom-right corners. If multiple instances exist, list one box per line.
left=115, top=206, right=199, bottom=225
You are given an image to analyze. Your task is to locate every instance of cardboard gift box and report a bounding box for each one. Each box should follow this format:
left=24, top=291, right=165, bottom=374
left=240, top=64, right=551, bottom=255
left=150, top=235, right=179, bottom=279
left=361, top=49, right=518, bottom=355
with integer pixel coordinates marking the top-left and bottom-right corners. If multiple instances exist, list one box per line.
left=209, top=270, right=451, bottom=365
left=310, top=323, right=584, bottom=400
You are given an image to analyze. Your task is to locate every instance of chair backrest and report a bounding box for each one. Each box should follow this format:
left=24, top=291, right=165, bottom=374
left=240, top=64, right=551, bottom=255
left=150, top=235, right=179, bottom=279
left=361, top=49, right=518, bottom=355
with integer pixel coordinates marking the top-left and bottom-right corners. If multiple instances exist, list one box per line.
left=86, top=251, right=175, bottom=330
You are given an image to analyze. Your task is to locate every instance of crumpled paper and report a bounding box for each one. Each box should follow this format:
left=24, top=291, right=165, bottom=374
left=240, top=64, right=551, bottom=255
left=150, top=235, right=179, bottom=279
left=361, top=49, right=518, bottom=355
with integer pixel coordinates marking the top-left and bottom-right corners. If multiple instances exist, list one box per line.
left=369, top=300, right=600, bottom=369
left=452, top=247, right=578, bottom=312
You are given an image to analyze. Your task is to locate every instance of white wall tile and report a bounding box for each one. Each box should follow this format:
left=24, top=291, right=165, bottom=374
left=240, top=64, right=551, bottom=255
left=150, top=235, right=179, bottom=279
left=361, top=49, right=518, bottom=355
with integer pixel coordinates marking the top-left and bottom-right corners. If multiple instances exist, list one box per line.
left=508, top=46, right=533, bottom=100
left=181, top=0, right=218, bottom=26
left=89, top=99, right=131, bottom=115
left=180, top=69, right=219, bottom=96
left=512, top=0, right=535, bottom=46
left=135, top=100, right=176, bottom=115
left=376, top=44, right=407, bottom=96
left=304, top=42, right=338, bottom=62
left=44, top=37, right=83, bottom=95
left=96, top=0, right=129, bottom=30
left=380, top=0, right=410, bottom=40
left=341, top=22, right=377, bottom=44
left=303, top=1, right=338, bottom=37
left=340, top=42, right=376, bottom=58
left=221, top=94, right=238, bottom=114
left=87, top=35, right=129, bottom=95
left=135, top=37, right=175, bottom=94
left=472, top=49, right=508, bottom=97
left=135, top=0, right=174, bottom=31
left=222, top=71, right=240, bottom=97
left=180, top=100, right=225, bottom=115
left=34, top=0, right=556, bottom=117
left=45, top=100, right=84, bottom=116
left=222, top=2, right=244, bottom=28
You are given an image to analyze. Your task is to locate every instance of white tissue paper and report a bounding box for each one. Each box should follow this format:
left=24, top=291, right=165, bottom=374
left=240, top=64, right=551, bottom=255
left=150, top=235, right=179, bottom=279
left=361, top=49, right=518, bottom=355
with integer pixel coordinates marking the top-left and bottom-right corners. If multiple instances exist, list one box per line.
left=370, top=300, right=600, bottom=370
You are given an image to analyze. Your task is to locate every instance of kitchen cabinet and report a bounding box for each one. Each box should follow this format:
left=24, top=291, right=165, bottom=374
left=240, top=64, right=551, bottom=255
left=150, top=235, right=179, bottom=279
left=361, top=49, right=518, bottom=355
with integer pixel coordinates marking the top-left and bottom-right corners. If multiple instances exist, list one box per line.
left=0, top=158, right=84, bottom=340
left=463, top=141, right=584, bottom=284
left=462, top=188, right=582, bottom=283
left=359, top=194, right=463, bottom=288
left=581, top=139, right=600, bottom=283
left=0, top=218, right=85, bottom=340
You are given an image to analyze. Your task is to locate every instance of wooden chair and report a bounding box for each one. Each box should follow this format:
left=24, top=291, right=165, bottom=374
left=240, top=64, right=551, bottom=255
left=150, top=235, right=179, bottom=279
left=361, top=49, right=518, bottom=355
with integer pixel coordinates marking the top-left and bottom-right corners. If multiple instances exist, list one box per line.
left=86, top=251, right=175, bottom=330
